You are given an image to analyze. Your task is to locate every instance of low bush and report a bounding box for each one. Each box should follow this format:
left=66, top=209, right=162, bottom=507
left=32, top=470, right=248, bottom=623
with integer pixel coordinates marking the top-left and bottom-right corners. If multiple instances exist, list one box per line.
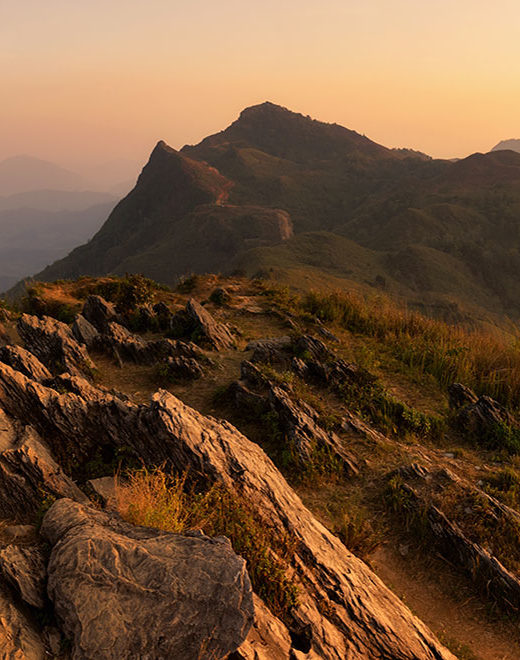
left=116, top=468, right=299, bottom=619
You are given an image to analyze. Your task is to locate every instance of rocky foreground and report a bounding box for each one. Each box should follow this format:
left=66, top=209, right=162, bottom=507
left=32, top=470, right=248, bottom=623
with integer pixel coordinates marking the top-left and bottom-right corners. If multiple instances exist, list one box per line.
left=0, top=287, right=479, bottom=658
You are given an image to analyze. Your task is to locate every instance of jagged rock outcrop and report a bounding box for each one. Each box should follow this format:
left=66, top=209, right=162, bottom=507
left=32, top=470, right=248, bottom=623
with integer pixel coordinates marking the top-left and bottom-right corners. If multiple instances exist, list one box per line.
left=171, top=298, right=234, bottom=350
left=0, top=545, right=47, bottom=609
left=81, top=295, right=119, bottom=331
left=392, top=463, right=520, bottom=610
left=71, top=314, right=99, bottom=349
left=17, top=314, right=95, bottom=378
left=94, top=320, right=212, bottom=369
left=447, top=382, right=479, bottom=409
left=0, top=406, right=88, bottom=519
left=0, top=345, right=51, bottom=382
left=0, top=322, right=9, bottom=347
left=161, top=355, right=205, bottom=380
left=40, top=498, right=254, bottom=660
left=268, top=385, right=358, bottom=475
left=0, top=585, right=45, bottom=659
left=0, top=365, right=454, bottom=658
left=448, top=383, right=518, bottom=446
left=247, top=336, right=292, bottom=366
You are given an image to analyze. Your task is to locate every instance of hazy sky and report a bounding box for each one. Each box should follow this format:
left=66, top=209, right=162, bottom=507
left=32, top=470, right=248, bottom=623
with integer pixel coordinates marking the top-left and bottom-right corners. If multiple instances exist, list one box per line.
left=2, top=0, right=519, bottom=169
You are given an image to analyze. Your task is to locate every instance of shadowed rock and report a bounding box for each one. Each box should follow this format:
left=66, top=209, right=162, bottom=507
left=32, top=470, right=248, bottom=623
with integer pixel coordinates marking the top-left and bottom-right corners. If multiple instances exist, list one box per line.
left=81, top=295, right=119, bottom=331
left=0, top=345, right=51, bottom=382
left=0, top=545, right=47, bottom=609
left=41, top=498, right=254, bottom=660
left=17, top=314, right=95, bottom=378
left=0, top=584, right=45, bottom=659
left=171, top=298, right=234, bottom=350
left=268, top=385, right=359, bottom=475
left=0, top=405, right=87, bottom=519
left=71, top=314, right=99, bottom=349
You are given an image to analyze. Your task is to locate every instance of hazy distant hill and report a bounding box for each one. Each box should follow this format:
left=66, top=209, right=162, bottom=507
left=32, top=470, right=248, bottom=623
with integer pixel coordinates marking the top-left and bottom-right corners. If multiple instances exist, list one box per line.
left=0, top=201, right=114, bottom=289
left=16, top=103, right=520, bottom=322
left=491, top=139, right=520, bottom=154
left=0, top=155, right=88, bottom=196
left=0, top=189, right=116, bottom=213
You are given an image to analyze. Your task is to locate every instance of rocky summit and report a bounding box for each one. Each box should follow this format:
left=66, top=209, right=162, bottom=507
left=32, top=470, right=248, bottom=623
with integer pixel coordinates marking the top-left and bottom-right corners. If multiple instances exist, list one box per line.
left=2, top=273, right=520, bottom=658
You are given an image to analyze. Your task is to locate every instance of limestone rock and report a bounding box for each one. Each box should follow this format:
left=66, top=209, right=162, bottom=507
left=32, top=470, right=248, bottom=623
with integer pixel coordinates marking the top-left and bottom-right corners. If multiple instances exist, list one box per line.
left=71, top=314, right=99, bottom=349
left=0, top=405, right=87, bottom=519
left=0, top=545, right=47, bottom=608
left=41, top=499, right=254, bottom=660
left=0, top=346, right=51, bottom=383
left=0, top=363, right=454, bottom=658
left=448, top=382, right=479, bottom=409
left=17, top=314, right=95, bottom=378
left=268, top=385, right=358, bottom=475
left=81, top=295, right=118, bottom=331
left=232, top=594, right=292, bottom=660
left=247, top=336, right=292, bottom=366
left=0, top=585, right=45, bottom=659
left=161, top=355, right=205, bottom=380
left=171, top=298, right=234, bottom=350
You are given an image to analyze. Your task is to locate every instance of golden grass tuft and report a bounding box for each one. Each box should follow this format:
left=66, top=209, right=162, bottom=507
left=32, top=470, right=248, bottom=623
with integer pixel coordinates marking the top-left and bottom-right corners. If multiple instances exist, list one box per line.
left=116, top=467, right=299, bottom=619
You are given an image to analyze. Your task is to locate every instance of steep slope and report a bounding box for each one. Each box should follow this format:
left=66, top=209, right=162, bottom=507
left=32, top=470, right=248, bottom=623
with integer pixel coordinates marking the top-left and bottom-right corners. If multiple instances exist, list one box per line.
left=35, top=142, right=233, bottom=280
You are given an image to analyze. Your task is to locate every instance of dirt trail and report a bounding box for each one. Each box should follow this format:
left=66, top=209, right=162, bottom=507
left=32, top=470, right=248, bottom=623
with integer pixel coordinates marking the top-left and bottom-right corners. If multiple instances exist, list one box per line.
left=371, top=545, right=520, bottom=660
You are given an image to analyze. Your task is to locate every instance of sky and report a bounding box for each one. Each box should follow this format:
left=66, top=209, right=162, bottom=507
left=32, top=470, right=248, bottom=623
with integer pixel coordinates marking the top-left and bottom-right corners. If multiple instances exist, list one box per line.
left=2, top=0, right=520, bottom=170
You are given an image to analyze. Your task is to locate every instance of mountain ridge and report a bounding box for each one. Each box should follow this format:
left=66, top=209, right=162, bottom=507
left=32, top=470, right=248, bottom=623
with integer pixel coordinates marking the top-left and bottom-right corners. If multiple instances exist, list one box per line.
left=11, top=102, right=520, bottom=324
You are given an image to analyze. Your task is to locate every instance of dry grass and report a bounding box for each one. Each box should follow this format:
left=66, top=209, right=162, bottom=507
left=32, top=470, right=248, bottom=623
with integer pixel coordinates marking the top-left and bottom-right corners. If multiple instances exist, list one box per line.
left=297, top=289, right=520, bottom=409
left=116, top=467, right=299, bottom=618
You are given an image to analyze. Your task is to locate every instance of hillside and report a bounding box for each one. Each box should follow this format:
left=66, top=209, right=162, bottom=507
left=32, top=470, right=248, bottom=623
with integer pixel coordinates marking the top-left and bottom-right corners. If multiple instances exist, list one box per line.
left=3, top=273, right=520, bottom=657
left=17, top=102, right=520, bottom=325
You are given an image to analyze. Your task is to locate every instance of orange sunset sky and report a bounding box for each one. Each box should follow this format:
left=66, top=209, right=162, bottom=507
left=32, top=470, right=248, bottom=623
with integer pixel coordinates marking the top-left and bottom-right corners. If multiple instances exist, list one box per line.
left=2, top=0, right=519, bottom=169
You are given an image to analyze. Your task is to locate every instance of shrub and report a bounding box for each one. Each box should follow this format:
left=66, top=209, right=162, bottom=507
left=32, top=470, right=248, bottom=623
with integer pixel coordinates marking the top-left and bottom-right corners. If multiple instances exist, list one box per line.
left=116, top=468, right=299, bottom=619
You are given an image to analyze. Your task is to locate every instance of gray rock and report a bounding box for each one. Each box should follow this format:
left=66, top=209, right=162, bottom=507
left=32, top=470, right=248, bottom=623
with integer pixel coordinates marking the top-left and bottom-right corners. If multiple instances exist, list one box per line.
left=232, top=594, right=292, bottom=660
left=41, top=499, right=254, bottom=660
left=161, top=355, right=205, bottom=380
left=81, top=295, right=118, bottom=331
left=0, top=545, right=47, bottom=608
left=17, top=314, right=95, bottom=378
left=184, top=298, right=234, bottom=350
left=0, top=584, right=45, bottom=659
left=71, top=314, right=99, bottom=349
left=0, top=345, right=51, bottom=382
left=0, top=363, right=454, bottom=658
left=448, top=382, right=479, bottom=409
left=268, top=385, right=358, bottom=476
left=87, top=476, right=117, bottom=509
left=0, top=405, right=87, bottom=519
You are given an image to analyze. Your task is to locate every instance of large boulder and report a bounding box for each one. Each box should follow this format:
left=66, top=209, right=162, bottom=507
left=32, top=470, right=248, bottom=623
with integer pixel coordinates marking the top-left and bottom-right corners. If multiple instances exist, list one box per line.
left=40, top=498, right=254, bottom=660
left=0, top=345, right=52, bottom=382
left=17, top=314, right=95, bottom=378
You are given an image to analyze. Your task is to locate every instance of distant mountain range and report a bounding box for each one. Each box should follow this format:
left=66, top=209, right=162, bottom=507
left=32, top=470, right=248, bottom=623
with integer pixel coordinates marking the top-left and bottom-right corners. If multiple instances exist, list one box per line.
left=492, top=139, right=520, bottom=154
left=9, top=103, right=520, bottom=324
